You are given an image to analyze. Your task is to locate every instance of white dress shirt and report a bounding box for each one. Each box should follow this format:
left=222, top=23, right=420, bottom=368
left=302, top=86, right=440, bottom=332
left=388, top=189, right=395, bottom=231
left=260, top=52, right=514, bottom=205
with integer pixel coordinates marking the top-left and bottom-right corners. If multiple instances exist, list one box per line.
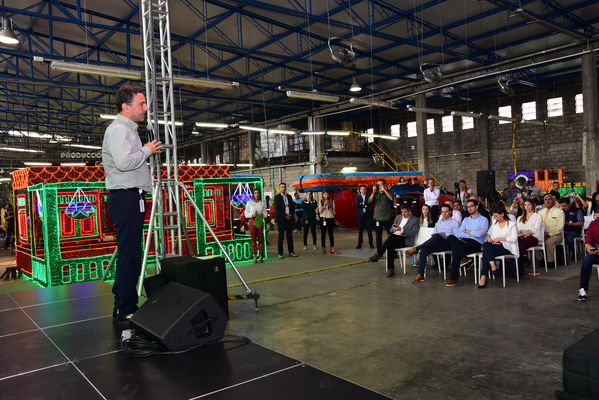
left=244, top=200, right=268, bottom=219
left=423, top=186, right=441, bottom=206
left=516, top=212, right=544, bottom=242
left=487, top=220, right=519, bottom=256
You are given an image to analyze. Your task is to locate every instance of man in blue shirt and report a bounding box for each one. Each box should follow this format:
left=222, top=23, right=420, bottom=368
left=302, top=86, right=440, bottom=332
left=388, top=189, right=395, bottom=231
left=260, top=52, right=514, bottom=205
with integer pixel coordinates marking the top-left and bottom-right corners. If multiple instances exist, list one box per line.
left=446, top=199, right=489, bottom=286
left=406, top=204, right=460, bottom=283
left=559, top=198, right=584, bottom=261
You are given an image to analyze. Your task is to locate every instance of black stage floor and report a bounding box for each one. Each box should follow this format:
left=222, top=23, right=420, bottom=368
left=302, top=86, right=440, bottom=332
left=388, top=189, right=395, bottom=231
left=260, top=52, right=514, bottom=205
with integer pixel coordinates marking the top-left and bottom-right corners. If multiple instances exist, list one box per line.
left=0, top=281, right=391, bottom=400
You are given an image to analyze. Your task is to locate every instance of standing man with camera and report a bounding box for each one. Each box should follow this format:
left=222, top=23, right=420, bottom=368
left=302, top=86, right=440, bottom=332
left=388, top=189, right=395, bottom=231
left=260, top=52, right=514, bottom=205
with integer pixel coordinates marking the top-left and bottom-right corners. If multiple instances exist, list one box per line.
left=369, top=179, right=394, bottom=254
left=103, top=85, right=162, bottom=322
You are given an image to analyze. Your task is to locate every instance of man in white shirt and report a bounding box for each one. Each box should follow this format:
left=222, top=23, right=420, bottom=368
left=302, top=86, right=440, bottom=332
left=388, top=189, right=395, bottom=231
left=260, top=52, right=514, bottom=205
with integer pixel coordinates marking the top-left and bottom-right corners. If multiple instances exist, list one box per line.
left=423, top=178, right=441, bottom=221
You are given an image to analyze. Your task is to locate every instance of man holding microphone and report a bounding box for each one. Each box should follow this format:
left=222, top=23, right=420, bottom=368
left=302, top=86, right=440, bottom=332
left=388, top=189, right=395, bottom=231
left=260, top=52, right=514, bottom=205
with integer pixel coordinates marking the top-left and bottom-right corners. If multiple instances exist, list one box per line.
left=103, top=85, right=162, bottom=322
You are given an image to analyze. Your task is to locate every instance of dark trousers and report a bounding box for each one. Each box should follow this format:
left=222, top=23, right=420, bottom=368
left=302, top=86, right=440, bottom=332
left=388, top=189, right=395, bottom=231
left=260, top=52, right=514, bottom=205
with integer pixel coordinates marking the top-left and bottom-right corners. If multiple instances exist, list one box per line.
left=416, top=234, right=450, bottom=275
left=517, top=236, right=538, bottom=264
left=4, top=222, right=14, bottom=249
left=303, top=219, right=317, bottom=246
left=357, top=214, right=373, bottom=247
left=480, top=242, right=512, bottom=277
left=320, top=218, right=335, bottom=247
left=430, top=205, right=440, bottom=222
left=580, top=254, right=599, bottom=291
left=108, top=190, right=146, bottom=316
left=447, top=235, right=482, bottom=281
left=277, top=218, right=295, bottom=255
left=379, top=234, right=406, bottom=271
left=564, top=230, right=581, bottom=256
left=295, top=211, right=304, bottom=231
left=374, top=218, right=393, bottom=254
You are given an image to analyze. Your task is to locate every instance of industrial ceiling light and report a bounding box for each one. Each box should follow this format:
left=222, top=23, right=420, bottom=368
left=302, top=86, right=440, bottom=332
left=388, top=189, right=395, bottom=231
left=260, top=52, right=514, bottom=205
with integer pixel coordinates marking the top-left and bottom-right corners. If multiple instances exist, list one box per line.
left=268, top=129, right=296, bottom=135
left=360, top=133, right=399, bottom=141
left=191, top=130, right=200, bottom=135
left=520, top=119, right=546, bottom=126
left=61, top=162, right=86, bottom=166
left=488, top=115, right=515, bottom=122
left=239, top=125, right=267, bottom=132
left=450, top=111, right=484, bottom=118
left=235, top=163, right=254, bottom=167
left=65, top=143, right=102, bottom=150
left=300, top=131, right=325, bottom=135
left=195, top=122, right=229, bottom=129
left=24, top=162, right=52, bottom=166
left=0, top=17, right=18, bottom=45
left=349, top=77, right=362, bottom=93
left=286, top=90, right=340, bottom=103
left=327, top=130, right=351, bottom=136
left=100, top=114, right=182, bottom=126
left=0, top=146, right=44, bottom=153
left=173, top=75, right=239, bottom=90
left=51, top=61, right=142, bottom=80
left=406, top=105, right=445, bottom=115
left=349, top=97, right=395, bottom=109
left=8, top=130, right=71, bottom=141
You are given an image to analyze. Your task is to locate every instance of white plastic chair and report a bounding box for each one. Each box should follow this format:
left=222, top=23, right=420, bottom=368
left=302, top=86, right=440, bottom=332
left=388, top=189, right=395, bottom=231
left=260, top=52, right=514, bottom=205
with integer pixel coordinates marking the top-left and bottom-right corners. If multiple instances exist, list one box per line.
left=528, top=242, right=548, bottom=274
left=554, top=234, right=567, bottom=267
left=396, top=228, right=434, bottom=275
left=573, top=216, right=594, bottom=263
left=494, top=254, right=520, bottom=287
left=467, top=252, right=483, bottom=284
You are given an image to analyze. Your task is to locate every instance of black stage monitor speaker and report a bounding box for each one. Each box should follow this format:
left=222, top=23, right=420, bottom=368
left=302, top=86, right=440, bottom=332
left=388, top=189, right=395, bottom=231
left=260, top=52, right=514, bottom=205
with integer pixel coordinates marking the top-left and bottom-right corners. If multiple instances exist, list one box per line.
left=130, top=282, right=226, bottom=351
left=476, top=170, right=496, bottom=199
left=150, top=255, right=228, bottom=318
left=561, top=327, right=599, bottom=399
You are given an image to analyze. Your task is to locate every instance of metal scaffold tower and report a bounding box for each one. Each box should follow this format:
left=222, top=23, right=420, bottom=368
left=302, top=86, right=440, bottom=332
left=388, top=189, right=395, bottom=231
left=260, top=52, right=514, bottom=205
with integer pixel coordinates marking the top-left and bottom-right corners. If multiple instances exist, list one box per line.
left=136, top=0, right=258, bottom=306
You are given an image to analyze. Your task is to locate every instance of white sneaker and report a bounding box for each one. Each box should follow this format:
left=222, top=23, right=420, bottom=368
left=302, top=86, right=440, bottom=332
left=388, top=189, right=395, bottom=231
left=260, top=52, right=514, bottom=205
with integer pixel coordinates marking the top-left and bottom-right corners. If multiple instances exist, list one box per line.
left=312, top=245, right=317, bottom=251
left=303, top=245, right=308, bottom=250
left=578, top=288, right=588, bottom=302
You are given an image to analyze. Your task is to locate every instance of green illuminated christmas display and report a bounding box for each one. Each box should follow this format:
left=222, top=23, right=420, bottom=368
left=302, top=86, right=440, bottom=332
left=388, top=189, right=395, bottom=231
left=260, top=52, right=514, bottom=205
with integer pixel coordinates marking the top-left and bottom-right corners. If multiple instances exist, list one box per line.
left=16, top=175, right=265, bottom=287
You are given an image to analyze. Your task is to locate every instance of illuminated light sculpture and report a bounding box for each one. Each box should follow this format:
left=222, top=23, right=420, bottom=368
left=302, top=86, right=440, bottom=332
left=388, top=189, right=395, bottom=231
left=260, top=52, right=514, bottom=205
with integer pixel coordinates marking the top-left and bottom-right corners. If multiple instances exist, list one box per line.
left=11, top=166, right=263, bottom=287
left=65, top=188, right=96, bottom=219
left=231, top=183, right=253, bottom=208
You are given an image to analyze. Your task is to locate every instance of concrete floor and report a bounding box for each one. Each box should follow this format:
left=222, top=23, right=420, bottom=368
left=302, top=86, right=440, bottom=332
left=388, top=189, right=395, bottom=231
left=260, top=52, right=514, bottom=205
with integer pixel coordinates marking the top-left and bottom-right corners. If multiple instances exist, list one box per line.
left=1, top=228, right=597, bottom=399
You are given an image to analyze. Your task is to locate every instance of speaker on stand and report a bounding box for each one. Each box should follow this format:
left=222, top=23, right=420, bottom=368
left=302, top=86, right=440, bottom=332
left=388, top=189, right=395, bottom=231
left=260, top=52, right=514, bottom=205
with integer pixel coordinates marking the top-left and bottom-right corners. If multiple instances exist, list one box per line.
left=476, top=170, right=496, bottom=200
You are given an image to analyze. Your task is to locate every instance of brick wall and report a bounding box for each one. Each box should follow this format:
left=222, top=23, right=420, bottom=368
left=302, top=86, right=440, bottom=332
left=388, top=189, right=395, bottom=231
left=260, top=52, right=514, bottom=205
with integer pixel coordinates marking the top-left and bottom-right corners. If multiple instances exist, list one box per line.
left=374, top=80, right=587, bottom=193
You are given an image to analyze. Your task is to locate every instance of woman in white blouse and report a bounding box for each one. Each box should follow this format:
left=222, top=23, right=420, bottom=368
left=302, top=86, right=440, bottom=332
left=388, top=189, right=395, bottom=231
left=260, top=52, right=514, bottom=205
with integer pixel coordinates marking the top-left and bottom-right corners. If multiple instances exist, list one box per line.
left=318, top=191, right=338, bottom=255
left=478, top=205, right=519, bottom=288
left=244, top=189, right=268, bottom=263
left=516, top=199, right=544, bottom=270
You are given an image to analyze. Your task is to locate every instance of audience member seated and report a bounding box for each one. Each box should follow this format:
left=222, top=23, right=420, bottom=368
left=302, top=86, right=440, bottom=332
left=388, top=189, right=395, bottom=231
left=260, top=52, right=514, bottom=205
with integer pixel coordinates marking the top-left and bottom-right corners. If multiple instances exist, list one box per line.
left=516, top=199, right=544, bottom=269
left=446, top=199, right=489, bottom=287
left=492, top=199, right=516, bottom=222
left=548, top=181, right=561, bottom=200
left=577, top=210, right=599, bottom=302
left=537, top=195, right=565, bottom=268
left=469, top=195, right=491, bottom=223
left=420, top=204, right=435, bottom=228
left=446, top=200, right=462, bottom=224
left=478, top=205, right=519, bottom=288
left=369, top=204, right=419, bottom=277
left=586, top=192, right=599, bottom=216
left=406, top=204, right=460, bottom=283
left=509, top=195, right=524, bottom=218
left=559, top=198, right=584, bottom=261
left=573, top=193, right=588, bottom=214
left=502, top=179, right=522, bottom=206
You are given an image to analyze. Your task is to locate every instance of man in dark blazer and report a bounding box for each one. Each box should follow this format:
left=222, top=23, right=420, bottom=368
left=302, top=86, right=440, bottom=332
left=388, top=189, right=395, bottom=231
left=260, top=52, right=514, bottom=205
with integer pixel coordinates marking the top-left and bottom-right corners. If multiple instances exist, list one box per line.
left=369, top=204, right=419, bottom=277
left=356, top=185, right=374, bottom=249
left=274, top=182, right=297, bottom=258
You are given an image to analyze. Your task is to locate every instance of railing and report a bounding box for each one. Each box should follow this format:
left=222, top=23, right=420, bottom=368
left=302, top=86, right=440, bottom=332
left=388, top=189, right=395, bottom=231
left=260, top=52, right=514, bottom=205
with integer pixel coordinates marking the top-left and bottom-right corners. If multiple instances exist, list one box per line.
left=367, top=140, right=418, bottom=172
